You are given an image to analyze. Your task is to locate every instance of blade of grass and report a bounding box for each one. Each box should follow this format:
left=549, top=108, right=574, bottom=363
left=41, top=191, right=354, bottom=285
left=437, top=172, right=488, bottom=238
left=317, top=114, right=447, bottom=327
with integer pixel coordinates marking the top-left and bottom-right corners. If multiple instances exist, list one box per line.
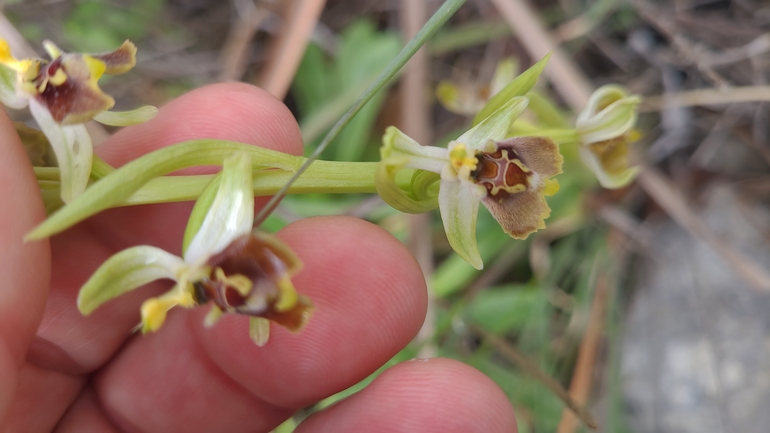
left=469, top=323, right=598, bottom=429
left=254, top=0, right=467, bottom=226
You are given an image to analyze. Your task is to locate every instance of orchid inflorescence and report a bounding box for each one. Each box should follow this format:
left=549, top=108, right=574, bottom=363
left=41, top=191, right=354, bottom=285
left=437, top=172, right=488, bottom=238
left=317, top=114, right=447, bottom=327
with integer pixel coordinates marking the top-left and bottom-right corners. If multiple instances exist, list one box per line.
left=9, top=28, right=640, bottom=344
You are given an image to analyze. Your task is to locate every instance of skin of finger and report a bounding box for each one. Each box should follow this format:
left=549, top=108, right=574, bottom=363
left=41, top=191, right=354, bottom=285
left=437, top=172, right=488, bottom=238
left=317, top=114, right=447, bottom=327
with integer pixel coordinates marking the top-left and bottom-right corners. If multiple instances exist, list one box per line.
left=32, top=82, right=304, bottom=373
left=3, top=364, right=82, bottom=433
left=15, top=83, right=302, bottom=431
left=95, top=312, right=291, bottom=433
left=191, top=216, right=429, bottom=408
left=0, top=109, right=51, bottom=427
left=54, top=389, right=121, bottom=433
left=295, top=358, right=518, bottom=433
left=93, top=216, right=427, bottom=431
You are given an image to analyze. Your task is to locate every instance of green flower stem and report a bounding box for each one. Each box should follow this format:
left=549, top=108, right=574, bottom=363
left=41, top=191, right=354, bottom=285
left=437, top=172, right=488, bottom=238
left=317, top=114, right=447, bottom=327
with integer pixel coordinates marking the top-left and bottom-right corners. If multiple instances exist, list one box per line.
left=34, top=167, right=60, bottom=181
left=27, top=139, right=303, bottom=240
left=529, top=128, right=580, bottom=145
left=35, top=160, right=386, bottom=206
left=123, top=161, right=381, bottom=205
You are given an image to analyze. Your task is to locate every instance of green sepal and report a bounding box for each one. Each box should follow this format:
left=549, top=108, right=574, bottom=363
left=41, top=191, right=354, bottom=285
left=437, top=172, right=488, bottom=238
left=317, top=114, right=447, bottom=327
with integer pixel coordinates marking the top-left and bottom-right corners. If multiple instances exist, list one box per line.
left=182, top=172, right=221, bottom=256
left=375, top=159, right=439, bottom=214
left=184, top=153, right=254, bottom=264
left=78, top=246, right=185, bottom=315
left=438, top=179, right=482, bottom=269
left=472, top=52, right=551, bottom=126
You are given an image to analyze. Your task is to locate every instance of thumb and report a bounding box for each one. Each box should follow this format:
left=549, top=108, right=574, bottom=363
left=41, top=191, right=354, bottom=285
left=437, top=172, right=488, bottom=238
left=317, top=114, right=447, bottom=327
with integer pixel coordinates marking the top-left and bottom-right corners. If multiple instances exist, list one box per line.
left=0, top=111, right=51, bottom=428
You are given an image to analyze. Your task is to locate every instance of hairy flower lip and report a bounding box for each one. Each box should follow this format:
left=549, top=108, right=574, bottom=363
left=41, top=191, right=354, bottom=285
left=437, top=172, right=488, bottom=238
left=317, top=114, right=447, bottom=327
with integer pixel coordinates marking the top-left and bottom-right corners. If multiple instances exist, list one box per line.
left=378, top=96, right=563, bottom=269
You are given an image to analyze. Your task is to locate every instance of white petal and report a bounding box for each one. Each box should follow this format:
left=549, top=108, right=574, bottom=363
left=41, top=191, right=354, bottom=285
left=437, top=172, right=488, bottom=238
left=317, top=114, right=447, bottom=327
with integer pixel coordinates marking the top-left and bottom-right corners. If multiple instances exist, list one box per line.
left=0, top=64, right=27, bottom=109
left=30, top=99, right=93, bottom=203
left=457, top=96, right=528, bottom=148
left=438, top=180, right=483, bottom=269
left=576, top=85, right=628, bottom=124
left=78, top=246, right=185, bottom=315
left=576, top=97, right=639, bottom=144
left=184, top=153, right=254, bottom=264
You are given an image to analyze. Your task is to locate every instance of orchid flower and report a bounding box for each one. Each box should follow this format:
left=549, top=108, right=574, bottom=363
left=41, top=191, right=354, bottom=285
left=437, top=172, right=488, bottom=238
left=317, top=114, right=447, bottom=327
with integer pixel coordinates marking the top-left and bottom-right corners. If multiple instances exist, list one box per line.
left=77, top=153, right=313, bottom=346
left=378, top=97, right=563, bottom=269
left=575, top=85, right=641, bottom=189
left=0, top=39, right=157, bottom=202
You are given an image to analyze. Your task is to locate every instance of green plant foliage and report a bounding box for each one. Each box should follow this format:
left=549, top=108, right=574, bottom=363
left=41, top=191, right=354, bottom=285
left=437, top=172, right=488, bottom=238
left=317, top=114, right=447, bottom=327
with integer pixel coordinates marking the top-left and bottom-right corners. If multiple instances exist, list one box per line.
left=468, top=284, right=545, bottom=333
left=63, top=0, right=165, bottom=52
left=293, top=20, right=401, bottom=162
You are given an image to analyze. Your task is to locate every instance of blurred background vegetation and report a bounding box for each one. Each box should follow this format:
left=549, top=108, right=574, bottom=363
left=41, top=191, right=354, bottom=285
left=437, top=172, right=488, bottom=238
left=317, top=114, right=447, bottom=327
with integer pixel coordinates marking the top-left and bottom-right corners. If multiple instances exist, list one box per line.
left=5, top=0, right=770, bottom=432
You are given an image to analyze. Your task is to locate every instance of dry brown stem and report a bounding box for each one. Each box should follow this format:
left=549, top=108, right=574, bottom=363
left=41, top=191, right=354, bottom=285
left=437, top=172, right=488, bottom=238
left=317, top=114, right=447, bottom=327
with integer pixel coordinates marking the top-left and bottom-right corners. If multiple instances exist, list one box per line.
left=257, top=0, right=326, bottom=99
left=488, top=0, right=593, bottom=110
left=638, top=167, right=770, bottom=292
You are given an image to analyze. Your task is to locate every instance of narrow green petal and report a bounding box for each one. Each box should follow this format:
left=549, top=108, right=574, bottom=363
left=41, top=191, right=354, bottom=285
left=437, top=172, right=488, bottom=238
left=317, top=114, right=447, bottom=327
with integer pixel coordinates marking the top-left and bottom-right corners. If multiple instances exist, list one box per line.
left=31, top=99, right=93, bottom=203
left=438, top=180, right=482, bottom=269
left=78, top=246, right=185, bottom=315
left=457, top=96, right=528, bottom=147
left=382, top=126, right=447, bottom=173
left=576, top=85, right=641, bottom=144
left=184, top=153, right=254, bottom=263
left=577, top=97, right=640, bottom=144
left=472, top=52, right=551, bottom=126
left=576, top=84, right=629, bottom=124
left=93, top=105, right=159, bottom=126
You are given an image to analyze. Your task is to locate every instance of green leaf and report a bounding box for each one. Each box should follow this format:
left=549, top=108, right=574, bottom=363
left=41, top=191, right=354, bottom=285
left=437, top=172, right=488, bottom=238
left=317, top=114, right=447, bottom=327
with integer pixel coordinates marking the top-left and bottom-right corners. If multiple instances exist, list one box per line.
left=472, top=52, right=552, bottom=126
left=78, top=246, right=184, bottom=315
left=468, top=285, right=544, bottom=333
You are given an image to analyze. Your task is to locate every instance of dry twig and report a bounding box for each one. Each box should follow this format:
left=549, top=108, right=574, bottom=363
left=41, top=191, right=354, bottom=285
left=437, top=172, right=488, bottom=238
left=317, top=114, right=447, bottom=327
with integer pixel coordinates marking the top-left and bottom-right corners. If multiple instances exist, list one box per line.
left=488, top=0, right=593, bottom=110
left=257, top=0, right=326, bottom=99
left=638, top=167, right=770, bottom=292
left=469, top=323, right=598, bottom=430
left=556, top=275, right=609, bottom=433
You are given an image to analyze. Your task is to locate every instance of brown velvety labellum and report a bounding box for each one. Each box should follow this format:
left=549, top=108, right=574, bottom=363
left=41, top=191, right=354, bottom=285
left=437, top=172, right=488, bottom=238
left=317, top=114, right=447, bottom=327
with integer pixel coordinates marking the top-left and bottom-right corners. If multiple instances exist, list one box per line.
left=471, top=147, right=529, bottom=198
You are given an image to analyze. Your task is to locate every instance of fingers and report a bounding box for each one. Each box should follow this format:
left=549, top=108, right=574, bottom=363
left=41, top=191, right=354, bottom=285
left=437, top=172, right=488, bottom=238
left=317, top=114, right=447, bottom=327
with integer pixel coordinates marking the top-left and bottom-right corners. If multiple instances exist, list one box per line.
left=0, top=107, right=51, bottom=426
left=295, top=358, right=518, bottom=433
left=12, top=83, right=303, bottom=432
left=32, top=82, right=303, bottom=373
left=93, top=217, right=427, bottom=432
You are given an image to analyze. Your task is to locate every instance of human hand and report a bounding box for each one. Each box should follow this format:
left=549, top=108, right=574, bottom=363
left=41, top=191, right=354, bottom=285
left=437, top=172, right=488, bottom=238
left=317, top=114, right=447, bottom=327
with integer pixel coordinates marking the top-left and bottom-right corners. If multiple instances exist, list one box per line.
left=1, top=83, right=517, bottom=433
